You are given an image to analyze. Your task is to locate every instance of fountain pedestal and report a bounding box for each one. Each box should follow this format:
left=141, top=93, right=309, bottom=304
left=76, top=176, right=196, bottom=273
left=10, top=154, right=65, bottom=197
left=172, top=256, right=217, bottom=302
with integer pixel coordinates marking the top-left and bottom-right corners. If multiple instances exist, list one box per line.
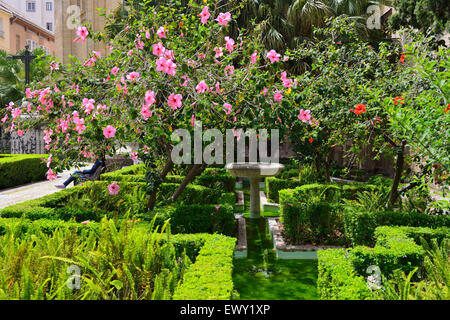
left=226, top=162, right=284, bottom=219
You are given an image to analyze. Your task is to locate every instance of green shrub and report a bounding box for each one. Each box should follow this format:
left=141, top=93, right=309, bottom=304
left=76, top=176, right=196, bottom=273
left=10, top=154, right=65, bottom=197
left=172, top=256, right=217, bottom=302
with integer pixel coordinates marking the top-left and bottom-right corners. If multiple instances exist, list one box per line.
left=0, top=218, right=99, bottom=238
left=173, top=234, right=236, bottom=300
left=343, top=210, right=450, bottom=246
left=279, top=168, right=300, bottom=180
left=0, top=154, right=48, bottom=189
left=194, top=168, right=235, bottom=192
left=317, top=249, right=374, bottom=300
left=265, top=177, right=304, bottom=203
left=158, top=183, right=222, bottom=205
left=146, top=204, right=235, bottom=236
left=277, top=183, right=378, bottom=245
left=318, top=226, right=449, bottom=300
left=280, top=199, right=347, bottom=245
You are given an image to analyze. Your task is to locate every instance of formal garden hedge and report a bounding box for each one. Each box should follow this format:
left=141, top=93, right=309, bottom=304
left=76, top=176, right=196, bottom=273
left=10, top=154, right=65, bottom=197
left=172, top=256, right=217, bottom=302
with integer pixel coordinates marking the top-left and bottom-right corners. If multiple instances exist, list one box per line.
left=318, top=225, right=450, bottom=300
left=0, top=179, right=236, bottom=236
left=278, top=183, right=379, bottom=245
left=0, top=154, right=47, bottom=189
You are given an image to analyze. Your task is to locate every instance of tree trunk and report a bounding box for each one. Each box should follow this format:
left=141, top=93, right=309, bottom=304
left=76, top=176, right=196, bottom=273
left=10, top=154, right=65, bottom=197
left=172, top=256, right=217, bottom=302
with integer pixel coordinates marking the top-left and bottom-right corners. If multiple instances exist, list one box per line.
left=388, top=140, right=406, bottom=206
left=324, top=149, right=333, bottom=183
left=171, top=164, right=208, bottom=202
left=147, top=157, right=173, bottom=210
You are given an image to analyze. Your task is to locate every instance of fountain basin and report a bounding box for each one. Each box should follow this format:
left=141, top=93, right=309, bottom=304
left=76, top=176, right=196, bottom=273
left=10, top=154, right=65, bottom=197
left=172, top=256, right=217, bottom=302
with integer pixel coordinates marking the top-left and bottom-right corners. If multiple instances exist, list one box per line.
left=226, top=162, right=284, bottom=219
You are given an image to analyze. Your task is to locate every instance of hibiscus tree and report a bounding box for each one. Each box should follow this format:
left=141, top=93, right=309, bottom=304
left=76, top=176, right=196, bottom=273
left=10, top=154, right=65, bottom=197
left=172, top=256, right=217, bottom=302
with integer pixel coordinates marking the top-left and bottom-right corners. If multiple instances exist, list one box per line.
left=0, top=0, right=311, bottom=209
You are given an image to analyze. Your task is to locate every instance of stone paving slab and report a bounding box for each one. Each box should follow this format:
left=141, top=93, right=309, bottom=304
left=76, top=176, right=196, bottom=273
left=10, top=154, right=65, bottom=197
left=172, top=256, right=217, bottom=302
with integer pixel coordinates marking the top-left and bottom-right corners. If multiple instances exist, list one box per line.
left=0, top=166, right=90, bottom=209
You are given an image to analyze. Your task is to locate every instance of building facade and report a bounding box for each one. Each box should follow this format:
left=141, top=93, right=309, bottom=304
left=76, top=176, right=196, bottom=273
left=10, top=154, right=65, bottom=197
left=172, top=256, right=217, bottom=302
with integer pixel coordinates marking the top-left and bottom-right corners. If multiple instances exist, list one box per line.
left=0, top=1, right=54, bottom=54
left=1, top=0, right=54, bottom=32
left=54, top=0, right=121, bottom=61
left=0, top=5, right=12, bottom=51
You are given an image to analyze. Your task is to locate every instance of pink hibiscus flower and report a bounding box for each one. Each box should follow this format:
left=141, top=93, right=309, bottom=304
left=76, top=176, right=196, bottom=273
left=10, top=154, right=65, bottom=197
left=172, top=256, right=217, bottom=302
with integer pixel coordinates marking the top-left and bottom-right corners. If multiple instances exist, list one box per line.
left=108, top=182, right=120, bottom=195
left=196, top=80, right=209, bottom=94
left=267, top=49, right=281, bottom=63
left=216, top=12, right=231, bottom=26
left=156, top=26, right=166, bottom=39
left=298, top=109, right=311, bottom=123
left=198, top=6, right=210, bottom=24
left=224, top=37, right=235, bottom=53
left=103, top=125, right=116, bottom=138
left=145, top=90, right=156, bottom=106
left=168, top=93, right=183, bottom=110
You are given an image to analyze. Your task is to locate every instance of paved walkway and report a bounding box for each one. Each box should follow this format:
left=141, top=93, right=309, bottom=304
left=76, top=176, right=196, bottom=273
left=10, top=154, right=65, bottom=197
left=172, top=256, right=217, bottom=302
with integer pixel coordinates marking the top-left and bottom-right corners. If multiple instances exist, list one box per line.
left=0, top=166, right=90, bottom=209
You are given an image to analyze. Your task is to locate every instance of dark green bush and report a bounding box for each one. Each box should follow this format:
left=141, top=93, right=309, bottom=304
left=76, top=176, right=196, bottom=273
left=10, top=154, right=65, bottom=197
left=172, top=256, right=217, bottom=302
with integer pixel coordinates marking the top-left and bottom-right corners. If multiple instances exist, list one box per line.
left=194, top=168, right=235, bottom=192
left=148, top=204, right=235, bottom=236
left=158, top=183, right=223, bottom=205
left=278, top=183, right=379, bottom=245
left=0, top=154, right=48, bottom=189
left=281, top=199, right=347, bottom=245
left=265, top=177, right=304, bottom=203
left=318, top=225, right=449, bottom=300
left=343, top=210, right=450, bottom=246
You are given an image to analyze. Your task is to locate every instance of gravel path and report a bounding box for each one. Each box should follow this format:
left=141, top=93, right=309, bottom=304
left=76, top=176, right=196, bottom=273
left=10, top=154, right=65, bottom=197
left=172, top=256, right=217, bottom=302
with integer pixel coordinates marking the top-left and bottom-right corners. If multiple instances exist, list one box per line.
left=0, top=166, right=90, bottom=209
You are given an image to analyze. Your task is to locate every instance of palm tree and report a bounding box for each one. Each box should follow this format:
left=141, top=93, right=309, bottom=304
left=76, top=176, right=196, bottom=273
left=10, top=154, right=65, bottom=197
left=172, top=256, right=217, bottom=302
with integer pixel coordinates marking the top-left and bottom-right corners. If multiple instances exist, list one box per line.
left=0, top=49, right=24, bottom=107
left=240, top=0, right=391, bottom=54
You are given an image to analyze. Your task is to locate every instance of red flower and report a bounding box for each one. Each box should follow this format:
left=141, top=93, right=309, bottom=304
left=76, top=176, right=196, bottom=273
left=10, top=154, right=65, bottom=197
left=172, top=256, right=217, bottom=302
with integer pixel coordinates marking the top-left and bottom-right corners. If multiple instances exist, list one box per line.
left=393, top=96, right=404, bottom=106
left=352, top=104, right=366, bottom=115
left=444, top=104, right=450, bottom=113
left=400, top=54, right=406, bottom=63
left=309, top=138, right=314, bottom=144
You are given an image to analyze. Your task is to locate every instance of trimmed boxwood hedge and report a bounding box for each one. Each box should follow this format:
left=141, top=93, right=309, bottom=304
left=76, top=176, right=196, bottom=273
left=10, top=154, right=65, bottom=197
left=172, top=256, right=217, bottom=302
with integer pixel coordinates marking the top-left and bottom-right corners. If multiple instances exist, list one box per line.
left=343, top=210, right=450, bottom=246
left=173, top=234, right=236, bottom=300
left=194, top=168, right=236, bottom=193
left=144, top=204, right=235, bottom=236
left=318, top=225, right=450, bottom=300
left=265, top=177, right=304, bottom=203
left=278, top=183, right=379, bottom=245
left=317, top=249, right=374, bottom=300
left=0, top=154, right=48, bottom=189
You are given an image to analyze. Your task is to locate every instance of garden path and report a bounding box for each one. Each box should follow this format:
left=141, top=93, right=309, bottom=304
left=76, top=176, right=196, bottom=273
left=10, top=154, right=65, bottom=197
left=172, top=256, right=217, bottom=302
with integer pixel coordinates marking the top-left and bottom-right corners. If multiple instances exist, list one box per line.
left=0, top=165, right=90, bottom=209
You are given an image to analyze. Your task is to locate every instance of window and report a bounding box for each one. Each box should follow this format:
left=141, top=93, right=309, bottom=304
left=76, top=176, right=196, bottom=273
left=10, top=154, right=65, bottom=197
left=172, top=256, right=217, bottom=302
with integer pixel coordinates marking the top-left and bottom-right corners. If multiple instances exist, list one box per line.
left=40, top=45, right=50, bottom=55
left=26, top=39, right=38, bottom=51
left=46, top=2, right=52, bottom=11
left=26, top=1, right=36, bottom=12
left=46, top=22, right=53, bottom=31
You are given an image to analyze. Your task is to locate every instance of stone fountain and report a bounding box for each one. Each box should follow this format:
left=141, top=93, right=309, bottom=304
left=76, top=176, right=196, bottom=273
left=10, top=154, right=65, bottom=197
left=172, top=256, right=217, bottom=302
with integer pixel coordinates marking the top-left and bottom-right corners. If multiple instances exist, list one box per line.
left=226, top=162, right=284, bottom=219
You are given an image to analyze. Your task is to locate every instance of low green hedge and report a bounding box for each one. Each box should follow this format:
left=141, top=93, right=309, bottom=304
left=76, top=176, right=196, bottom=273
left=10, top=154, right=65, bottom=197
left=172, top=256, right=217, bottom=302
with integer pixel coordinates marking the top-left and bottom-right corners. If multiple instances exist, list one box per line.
left=157, top=183, right=223, bottom=205
left=0, top=217, right=99, bottom=238
left=281, top=200, right=347, bottom=245
left=278, top=183, right=379, bottom=245
left=194, top=168, right=235, bottom=193
left=146, top=204, right=235, bottom=236
left=0, top=154, right=48, bottom=189
left=343, top=210, right=450, bottom=246
left=265, top=177, right=304, bottom=203
left=318, top=225, right=450, bottom=300
left=173, top=234, right=236, bottom=300
left=279, top=183, right=379, bottom=205
left=317, top=249, right=374, bottom=300
left=350, top=233, right=424, bottom=277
